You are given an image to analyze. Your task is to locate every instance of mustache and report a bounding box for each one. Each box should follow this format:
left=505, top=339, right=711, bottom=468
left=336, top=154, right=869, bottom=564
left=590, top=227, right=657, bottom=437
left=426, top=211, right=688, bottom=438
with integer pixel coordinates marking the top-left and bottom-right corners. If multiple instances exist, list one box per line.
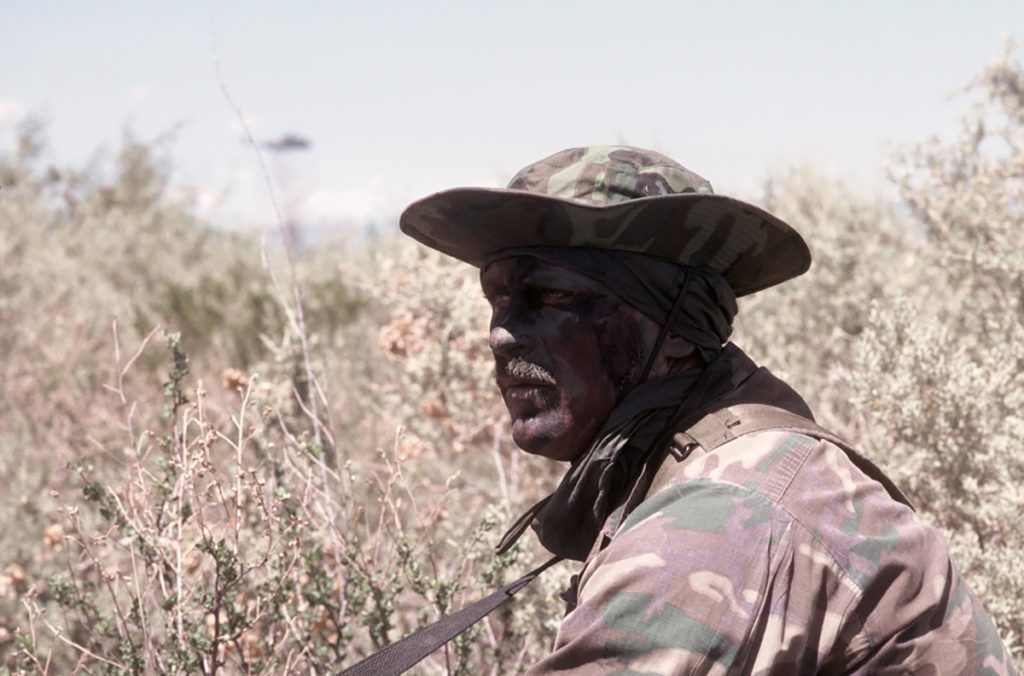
left=502, top=357, right=557, bottom=385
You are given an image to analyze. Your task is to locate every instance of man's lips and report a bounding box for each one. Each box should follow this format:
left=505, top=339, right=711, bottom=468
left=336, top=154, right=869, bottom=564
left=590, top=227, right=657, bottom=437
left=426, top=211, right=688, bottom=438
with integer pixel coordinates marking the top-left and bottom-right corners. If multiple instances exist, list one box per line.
left=496, top=376, right=556, bottom=411
left=496, top=357, right=558, bottom=408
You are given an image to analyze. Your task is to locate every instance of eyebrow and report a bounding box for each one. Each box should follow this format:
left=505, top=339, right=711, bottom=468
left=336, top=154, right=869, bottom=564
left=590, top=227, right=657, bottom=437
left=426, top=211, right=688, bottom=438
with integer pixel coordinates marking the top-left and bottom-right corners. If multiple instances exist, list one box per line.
left=521, top=270, right=591, bottom=290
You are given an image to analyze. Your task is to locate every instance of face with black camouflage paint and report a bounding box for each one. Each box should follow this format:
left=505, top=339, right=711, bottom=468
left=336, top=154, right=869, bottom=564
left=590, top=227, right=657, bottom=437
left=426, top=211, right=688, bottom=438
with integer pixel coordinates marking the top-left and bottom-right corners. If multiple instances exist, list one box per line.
left=481, top=256, right=659, bottom=462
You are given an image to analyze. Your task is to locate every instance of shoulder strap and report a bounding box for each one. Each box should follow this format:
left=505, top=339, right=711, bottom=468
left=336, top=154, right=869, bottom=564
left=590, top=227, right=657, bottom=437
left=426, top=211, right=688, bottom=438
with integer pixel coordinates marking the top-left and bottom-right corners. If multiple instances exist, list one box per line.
left=337, top=556, right=561, bottom=675
left=654, top=403, right=914, bottom=510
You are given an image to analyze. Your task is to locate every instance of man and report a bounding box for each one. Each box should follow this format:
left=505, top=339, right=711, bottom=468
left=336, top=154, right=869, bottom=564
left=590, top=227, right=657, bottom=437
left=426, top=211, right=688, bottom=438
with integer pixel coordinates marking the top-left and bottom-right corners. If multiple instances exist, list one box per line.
left=399, top=146, right=1017, bottom=674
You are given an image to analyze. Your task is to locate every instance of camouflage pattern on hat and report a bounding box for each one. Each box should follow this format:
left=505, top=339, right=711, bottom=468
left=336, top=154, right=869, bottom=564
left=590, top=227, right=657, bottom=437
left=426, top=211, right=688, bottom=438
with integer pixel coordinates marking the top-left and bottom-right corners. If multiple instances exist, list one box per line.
left=507, top=146, right=714, bottom=204
left=399, top=145, right=812, bottom=297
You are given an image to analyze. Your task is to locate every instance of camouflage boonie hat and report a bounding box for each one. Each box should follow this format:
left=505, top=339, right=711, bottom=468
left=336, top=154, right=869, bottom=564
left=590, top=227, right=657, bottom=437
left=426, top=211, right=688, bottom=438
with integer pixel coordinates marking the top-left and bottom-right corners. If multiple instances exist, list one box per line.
left=400, top=146, right=811, bottom=296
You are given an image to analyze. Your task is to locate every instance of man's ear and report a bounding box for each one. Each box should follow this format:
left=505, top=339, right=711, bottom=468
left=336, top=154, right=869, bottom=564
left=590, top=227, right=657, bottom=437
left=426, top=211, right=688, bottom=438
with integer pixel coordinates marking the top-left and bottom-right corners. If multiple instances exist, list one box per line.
left=661, top=333, right=696, bottom=360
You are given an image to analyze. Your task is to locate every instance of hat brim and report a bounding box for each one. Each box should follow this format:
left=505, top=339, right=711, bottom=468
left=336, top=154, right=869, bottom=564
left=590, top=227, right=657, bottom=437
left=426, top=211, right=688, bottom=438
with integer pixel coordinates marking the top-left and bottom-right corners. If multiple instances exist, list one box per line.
left=399, top=188, right=810, bottom=297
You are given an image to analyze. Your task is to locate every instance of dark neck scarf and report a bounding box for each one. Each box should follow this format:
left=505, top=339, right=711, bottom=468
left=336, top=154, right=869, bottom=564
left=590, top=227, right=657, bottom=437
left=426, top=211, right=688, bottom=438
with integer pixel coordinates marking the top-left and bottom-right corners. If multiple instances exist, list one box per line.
left=498, top=346, right=753, bottom=561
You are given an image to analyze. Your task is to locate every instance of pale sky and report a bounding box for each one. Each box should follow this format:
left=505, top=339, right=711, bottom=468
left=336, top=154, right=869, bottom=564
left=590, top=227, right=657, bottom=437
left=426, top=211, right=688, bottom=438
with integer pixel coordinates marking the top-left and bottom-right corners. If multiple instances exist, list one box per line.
left=3, top=1, right=1021, bottom=232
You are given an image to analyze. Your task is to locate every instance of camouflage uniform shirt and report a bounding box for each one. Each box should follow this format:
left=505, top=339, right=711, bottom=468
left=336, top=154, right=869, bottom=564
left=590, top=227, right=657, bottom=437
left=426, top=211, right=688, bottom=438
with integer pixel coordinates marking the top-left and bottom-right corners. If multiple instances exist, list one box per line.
left=528, top=350, right=1017, bottom=675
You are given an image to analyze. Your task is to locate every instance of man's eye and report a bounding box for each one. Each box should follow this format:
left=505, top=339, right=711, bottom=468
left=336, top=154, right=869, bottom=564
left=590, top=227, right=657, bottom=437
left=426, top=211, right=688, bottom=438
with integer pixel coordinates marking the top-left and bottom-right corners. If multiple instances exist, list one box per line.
left=539, top=290, right=575, bottom=304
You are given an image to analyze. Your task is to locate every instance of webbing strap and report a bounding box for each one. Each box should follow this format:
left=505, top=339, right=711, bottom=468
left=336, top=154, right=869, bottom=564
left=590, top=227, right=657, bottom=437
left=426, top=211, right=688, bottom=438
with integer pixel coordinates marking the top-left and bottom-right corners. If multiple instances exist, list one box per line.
left=338, top=556, right=561, bottom=676
left=653, top=403, right=914, bottom=510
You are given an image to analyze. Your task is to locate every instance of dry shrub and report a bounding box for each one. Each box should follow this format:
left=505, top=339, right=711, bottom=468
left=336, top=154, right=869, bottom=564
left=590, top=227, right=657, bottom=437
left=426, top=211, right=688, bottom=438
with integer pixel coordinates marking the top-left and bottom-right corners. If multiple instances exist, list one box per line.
left=0, top=123, right=567, bottom=673
left=1, top=46, right=1022, bottom=673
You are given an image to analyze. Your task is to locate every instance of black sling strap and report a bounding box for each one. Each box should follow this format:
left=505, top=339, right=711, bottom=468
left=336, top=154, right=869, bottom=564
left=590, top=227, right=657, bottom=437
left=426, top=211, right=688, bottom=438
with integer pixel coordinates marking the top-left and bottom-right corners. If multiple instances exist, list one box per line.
left=338, top=556, right=561, bottom=676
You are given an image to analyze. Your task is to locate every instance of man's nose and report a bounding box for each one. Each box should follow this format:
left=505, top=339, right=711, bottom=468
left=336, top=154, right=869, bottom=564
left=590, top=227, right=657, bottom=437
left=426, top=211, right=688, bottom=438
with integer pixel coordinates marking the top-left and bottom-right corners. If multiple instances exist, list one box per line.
left=489, top=324, right=533, bottom=359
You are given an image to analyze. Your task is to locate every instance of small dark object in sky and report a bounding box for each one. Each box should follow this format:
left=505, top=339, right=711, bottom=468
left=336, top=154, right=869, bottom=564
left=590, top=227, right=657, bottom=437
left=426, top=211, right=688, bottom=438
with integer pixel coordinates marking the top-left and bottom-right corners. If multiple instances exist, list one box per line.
left=262, top=134, right=311, bottom=152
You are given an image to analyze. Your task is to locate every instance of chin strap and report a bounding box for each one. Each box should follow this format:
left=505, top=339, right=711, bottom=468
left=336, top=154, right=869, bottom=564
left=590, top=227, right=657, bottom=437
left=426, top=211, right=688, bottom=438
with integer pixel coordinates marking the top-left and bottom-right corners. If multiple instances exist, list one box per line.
left=495, top=495, right=549, bottom=555
left=638, top=267, right=690, bottom=382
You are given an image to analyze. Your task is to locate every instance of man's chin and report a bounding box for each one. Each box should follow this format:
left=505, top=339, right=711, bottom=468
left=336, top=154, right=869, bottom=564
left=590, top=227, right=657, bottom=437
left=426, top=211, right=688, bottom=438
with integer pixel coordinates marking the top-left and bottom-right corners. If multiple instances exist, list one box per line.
left=510, top=417, right=583, bottom=462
